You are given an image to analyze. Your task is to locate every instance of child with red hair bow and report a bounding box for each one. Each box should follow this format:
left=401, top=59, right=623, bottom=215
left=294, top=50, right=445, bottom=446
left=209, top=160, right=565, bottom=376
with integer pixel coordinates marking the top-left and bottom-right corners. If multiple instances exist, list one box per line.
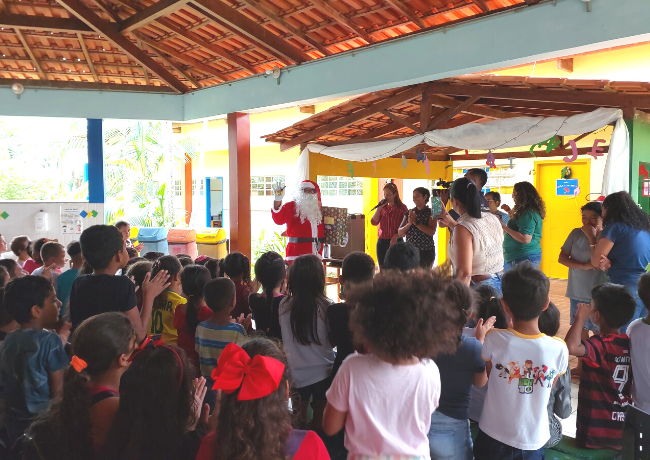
left=196, top=339, right=331, bottom=460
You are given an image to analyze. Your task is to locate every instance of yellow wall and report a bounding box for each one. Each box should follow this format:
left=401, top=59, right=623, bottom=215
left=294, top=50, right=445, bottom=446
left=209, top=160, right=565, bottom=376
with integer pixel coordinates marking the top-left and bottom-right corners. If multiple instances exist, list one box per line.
left=485, top=43, right=650, bottom=81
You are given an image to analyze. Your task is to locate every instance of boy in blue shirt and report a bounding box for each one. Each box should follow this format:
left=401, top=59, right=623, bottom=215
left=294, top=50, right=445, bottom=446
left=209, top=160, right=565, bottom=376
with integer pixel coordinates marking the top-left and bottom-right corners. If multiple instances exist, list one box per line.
left=0, top=276, right=71, bottom=447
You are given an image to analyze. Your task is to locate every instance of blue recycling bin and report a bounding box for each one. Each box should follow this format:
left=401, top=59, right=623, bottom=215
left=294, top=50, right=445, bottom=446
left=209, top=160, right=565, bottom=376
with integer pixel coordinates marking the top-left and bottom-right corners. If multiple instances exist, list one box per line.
left=137, top=227, right=169, bottom=255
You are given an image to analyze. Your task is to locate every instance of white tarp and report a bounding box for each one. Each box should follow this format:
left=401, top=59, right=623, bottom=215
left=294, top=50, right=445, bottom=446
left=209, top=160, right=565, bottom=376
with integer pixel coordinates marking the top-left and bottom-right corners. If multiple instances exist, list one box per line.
left=293, top=107, right=628, bottom=197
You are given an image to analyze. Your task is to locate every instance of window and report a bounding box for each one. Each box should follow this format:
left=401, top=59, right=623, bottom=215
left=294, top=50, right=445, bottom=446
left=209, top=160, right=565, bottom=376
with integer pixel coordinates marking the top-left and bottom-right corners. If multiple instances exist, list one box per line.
left=317, top=176, right=363, bottom=196
left=192, top=179, right=204, bottom=196
left=173, top=180, right=182, bottom=196
left=251, top=176, right=284, bottom=196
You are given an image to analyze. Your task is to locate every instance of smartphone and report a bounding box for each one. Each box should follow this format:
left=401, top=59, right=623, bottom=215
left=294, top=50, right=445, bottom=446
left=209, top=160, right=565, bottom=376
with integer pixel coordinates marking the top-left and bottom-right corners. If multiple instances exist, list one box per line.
left=431, top=196, right=444, bottom=217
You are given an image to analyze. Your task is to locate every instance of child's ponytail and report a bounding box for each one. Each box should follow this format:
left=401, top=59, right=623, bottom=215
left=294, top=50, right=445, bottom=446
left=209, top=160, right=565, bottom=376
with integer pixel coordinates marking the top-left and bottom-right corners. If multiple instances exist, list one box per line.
left=254, top=252, right=286, bottom=312
left=223, top=252, right=252, bottom=287
left=25, top=313, right=136, bottom=460
left=450, top=177, right=482, bottom=218
left=180, top=265, right=212, bottom=336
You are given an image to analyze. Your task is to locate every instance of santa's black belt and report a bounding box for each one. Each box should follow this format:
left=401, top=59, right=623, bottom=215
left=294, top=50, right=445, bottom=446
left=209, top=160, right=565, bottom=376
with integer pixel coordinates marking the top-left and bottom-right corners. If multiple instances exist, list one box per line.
left=288, top=237, right=326, bottom=243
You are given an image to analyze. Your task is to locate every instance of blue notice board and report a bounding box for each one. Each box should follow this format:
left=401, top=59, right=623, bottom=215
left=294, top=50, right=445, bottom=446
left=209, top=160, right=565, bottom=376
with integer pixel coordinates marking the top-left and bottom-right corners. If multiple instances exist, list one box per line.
left=556, top=179, right=579, bottom=196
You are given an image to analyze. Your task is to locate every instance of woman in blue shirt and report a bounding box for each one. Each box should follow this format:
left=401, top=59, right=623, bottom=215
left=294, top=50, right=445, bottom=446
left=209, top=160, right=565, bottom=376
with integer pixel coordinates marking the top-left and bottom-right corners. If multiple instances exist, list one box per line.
left=592, top=192, right=650, bottom=331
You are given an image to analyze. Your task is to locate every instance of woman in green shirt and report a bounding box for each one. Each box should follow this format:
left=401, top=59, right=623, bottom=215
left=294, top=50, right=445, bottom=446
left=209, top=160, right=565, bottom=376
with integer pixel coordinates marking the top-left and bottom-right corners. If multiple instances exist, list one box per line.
left=501, top=182, right=545, bottom=270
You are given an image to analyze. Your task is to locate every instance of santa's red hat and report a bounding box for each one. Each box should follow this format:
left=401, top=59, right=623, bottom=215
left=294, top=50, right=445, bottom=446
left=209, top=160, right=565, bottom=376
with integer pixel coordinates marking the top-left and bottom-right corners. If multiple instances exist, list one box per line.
left=299, top=180, right=322, bottom=206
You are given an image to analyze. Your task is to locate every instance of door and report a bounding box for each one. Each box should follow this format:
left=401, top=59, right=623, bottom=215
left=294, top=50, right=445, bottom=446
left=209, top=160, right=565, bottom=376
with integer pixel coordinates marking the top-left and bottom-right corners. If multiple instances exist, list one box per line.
left=535, top=159, right=590, bottom=279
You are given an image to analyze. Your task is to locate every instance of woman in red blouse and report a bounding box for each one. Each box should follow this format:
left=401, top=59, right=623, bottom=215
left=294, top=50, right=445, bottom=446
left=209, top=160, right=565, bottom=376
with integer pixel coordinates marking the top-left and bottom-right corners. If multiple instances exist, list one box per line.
left=371, top=182, right=409, bottom=267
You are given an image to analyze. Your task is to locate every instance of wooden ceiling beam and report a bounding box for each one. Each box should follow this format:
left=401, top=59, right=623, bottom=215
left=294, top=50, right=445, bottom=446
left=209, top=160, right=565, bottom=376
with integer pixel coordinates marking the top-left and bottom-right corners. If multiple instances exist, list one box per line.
left=190, top=0, right=310, bottom=64
left=306, top=0, right=375, bottom=44
left=135, top=31, right=228, bottom=82
left=354, top=114, right=421, bottom=140
left=428, top=94, right=518, bottom=119
left=55, top=0, right=189, bottom=93
left=77, top=32, right=100, bottom=82
left=0, top=0, right=5, bottom=13
left=0, top=77, right=175, bottom=91
left=237, top=0, right=332, bottom=56
left=88, top=0, right=122, bottom=22
left=141, top=40, right=202, bottom=88
left=14, top=29, right=47, bottom=79
left=0, top=13, right=93, bottom=32
left=280, top=85, right=425, bottom=150
left=427, top=96, right=480, bottom=130
left=428, top=81, right=650, bottom=109
left=473, top=0, right=490, bottom=12
left=382, top=0, right=425, bottom=28
left=419, top=91, right=431, bottom=133
left=120, top=0, right=189, bottom=32
left=379, top=109, right=418, bottom=133
left=476, top=98, right=595, bottom=113
left=155, top=16, right=256, bottom=74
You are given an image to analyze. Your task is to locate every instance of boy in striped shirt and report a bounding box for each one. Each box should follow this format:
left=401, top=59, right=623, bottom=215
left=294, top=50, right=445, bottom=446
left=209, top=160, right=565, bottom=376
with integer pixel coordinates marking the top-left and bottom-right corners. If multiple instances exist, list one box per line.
left=565, top=283, right=636, bottom=451
left=196, top=278, right=248, bottom=385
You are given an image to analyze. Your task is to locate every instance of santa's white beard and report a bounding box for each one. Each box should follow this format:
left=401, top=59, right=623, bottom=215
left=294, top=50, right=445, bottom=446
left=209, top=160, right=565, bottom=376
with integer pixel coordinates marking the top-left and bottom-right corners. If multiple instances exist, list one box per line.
left=294, top=192, right=322, bottom=225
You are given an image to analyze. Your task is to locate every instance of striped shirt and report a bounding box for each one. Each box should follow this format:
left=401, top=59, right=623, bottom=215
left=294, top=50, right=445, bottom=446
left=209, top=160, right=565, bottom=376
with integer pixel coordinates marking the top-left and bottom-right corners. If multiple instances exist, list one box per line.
left=576, top=334, right=632, bottom=451
left=195, top=321, right=248, bottom=382
left=377, top=203, right=408, bottom=240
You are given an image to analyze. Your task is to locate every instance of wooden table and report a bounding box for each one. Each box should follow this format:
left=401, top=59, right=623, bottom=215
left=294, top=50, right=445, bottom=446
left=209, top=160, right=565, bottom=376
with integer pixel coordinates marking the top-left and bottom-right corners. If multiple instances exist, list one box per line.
left=322, top=258, right=343, bottom=300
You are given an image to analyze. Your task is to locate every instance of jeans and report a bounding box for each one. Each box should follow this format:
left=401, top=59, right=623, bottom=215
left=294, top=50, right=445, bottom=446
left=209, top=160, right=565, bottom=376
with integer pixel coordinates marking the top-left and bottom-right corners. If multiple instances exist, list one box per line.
left=569, top=298, right=599, bottom=332
left=428, top=411, right=473, bottom=460
left=376, top=238, right=403, bottom=267
left=473, top=430, right=544, bottom=460
left=504, top=253, right=542, bottom=271
left=621, top=284, right=649, bottom=333
left=473, top=273, right=503, bottom=298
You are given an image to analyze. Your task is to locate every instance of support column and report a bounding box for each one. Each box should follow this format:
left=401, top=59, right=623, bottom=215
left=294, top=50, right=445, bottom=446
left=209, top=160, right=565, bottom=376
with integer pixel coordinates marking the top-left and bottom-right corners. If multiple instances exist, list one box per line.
left=627, top=109, right=650, bottom=212
left=87, top=119, right=105, bottom=205
left=183, top=155, right=193, bottom=224
left=228, top=112, right=251, bottom=260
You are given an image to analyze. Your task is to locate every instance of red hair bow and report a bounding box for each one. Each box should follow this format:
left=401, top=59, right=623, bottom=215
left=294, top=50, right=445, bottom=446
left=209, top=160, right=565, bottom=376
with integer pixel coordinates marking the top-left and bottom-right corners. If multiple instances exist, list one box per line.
left=211, top=342, right=285, bottom=401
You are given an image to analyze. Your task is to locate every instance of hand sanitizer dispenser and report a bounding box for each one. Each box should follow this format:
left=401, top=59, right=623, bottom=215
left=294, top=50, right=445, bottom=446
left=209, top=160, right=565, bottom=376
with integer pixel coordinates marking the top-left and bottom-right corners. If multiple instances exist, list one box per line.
left=35, top=210, right=48, bottom=232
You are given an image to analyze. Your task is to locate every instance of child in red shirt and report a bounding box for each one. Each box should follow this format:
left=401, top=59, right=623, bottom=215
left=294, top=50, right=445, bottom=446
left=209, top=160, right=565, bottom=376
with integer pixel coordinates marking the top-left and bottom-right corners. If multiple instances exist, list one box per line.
left=565, top=283, right=636, bottom=450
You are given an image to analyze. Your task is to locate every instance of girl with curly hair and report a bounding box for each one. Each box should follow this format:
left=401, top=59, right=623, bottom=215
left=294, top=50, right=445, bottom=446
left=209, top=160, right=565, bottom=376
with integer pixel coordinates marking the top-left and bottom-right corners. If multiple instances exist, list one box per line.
left=501, top=181, right=546, bottom=269
left=195, top=338, right=330, bottom=460
left=592, top=191, right=650, bottom=330
left=323, top=270, right=473, bottom=458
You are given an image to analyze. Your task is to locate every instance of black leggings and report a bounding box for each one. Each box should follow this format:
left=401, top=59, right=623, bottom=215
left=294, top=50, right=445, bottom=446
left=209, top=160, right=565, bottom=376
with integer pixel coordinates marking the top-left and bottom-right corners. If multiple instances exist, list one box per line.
left=376, top=238, right=403, bottom=266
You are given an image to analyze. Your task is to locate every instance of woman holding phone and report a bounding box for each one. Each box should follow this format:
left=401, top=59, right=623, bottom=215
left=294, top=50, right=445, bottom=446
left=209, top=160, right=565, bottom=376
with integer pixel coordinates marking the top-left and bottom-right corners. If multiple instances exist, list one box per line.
left=398, top=187, right=438, bottom=268
left=371, top=182, right=408, bottom=267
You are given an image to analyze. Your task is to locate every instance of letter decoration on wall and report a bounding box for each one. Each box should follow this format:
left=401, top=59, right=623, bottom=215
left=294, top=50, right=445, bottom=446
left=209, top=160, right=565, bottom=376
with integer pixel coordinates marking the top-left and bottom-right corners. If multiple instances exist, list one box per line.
left=486, top=150, right=496, bottom=169
left=401, top=154, right=408, bottom=169
left=530, top=135, right=561, bottom=157
left=564, top=138, right=607, bottom=163
left=347, top=162, right=354, bottom=178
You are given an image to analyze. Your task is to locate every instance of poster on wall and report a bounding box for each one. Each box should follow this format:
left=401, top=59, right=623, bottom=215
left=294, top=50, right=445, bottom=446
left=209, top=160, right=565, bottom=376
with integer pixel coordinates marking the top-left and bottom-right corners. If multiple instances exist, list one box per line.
left=60, top=207, right=83, bottom=234
left=556, top=179, right=579, bottom=196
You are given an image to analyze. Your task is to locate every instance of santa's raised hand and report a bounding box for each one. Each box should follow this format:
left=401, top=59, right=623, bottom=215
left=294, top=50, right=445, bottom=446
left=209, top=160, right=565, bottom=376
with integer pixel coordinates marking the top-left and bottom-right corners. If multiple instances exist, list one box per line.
left=272, top=182, right=286, bottom=210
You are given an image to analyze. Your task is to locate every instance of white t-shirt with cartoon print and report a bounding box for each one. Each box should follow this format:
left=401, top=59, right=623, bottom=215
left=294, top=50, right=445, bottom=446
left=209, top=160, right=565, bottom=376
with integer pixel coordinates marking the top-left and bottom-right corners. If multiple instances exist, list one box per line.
left=479, top=328, right=569, bottom=451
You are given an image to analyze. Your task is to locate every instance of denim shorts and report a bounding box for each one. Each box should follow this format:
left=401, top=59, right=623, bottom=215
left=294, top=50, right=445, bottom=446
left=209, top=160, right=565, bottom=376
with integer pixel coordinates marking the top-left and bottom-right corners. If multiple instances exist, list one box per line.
left=428, top=411, right=473, bottom=460
left=472, top=273, right=503, bottom=298
left=569, top=298, right=599, bottom=332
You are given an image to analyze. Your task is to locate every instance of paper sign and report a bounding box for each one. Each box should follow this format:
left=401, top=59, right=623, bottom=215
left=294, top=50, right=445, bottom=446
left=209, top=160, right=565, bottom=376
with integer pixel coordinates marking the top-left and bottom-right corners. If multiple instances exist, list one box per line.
left=640, top=164, right=649, bottom=178
left=401, top=155, right=408, bottom=169
left=563, top=140, right=579, bottom=163
left=60, top=207, right=83, bottom=234
left=530, top=135, right=561, bottom=157
left=324, top=217, right=335, bottom=225
left=573, top=186, right=581, bottom=197
left=556, top=179, right=579, bottom=196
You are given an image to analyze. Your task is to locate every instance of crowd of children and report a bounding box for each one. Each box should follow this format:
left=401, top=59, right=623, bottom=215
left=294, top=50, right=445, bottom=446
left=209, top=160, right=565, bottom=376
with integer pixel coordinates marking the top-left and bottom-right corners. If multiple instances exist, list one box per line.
left=0, top=214, right=648, bottom=460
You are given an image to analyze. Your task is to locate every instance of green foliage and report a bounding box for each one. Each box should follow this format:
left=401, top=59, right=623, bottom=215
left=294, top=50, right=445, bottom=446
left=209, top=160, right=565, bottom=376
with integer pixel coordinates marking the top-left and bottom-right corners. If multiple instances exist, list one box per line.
left=251, top=228, right=288, bottom=264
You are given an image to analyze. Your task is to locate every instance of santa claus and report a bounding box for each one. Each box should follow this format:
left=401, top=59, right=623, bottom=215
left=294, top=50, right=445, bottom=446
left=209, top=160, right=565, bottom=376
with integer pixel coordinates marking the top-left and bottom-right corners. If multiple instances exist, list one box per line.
left=271, top=180, right=325, bottom=263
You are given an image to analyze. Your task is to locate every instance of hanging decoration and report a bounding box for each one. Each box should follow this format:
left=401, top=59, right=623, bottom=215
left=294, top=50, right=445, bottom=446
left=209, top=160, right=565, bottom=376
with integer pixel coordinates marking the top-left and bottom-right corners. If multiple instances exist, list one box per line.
left=529, top=135, right=561, bottom=157
left=425, top=156, right=431, bottom=175
left=347, top=162, right=354, bottom=178
left=508, top=157, right=516, bottom=169
left=561, top=166, right=572, bottom=179
left=588, top=139, right=606, bottom=160
left=416, top=149, right=426, bottom=163
left=486, top=150, right=496, bottom=169
left=401, top=155, right=408, bottom=169
left=573, top=186, right=581, bottom=198
left=445, top=164, right=453, bottom=169
left=640, top=164, right=649, bottom=178
left=465, top=149, right=469, bottom=156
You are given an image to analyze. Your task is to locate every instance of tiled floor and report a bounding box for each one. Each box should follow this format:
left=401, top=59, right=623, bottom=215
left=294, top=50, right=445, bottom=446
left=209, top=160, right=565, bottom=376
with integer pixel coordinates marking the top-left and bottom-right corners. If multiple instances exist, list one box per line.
left=549, top=278, right=579, bottom=438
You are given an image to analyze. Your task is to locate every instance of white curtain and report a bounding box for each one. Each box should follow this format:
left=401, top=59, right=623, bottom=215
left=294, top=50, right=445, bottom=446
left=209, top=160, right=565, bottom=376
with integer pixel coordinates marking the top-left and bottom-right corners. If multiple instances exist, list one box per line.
left=294, top=107, right=629, bottom=196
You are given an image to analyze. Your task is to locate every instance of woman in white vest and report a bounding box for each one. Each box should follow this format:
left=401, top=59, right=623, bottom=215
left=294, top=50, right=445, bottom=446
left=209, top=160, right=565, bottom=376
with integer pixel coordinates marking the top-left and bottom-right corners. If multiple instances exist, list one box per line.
left=439, top=177, right=505, bottom=294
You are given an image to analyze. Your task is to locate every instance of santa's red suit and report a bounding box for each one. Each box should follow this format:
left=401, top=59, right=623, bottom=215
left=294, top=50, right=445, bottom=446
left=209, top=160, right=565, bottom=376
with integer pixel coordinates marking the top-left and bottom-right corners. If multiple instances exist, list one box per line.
left=271, top=180, right=325, bottom=262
